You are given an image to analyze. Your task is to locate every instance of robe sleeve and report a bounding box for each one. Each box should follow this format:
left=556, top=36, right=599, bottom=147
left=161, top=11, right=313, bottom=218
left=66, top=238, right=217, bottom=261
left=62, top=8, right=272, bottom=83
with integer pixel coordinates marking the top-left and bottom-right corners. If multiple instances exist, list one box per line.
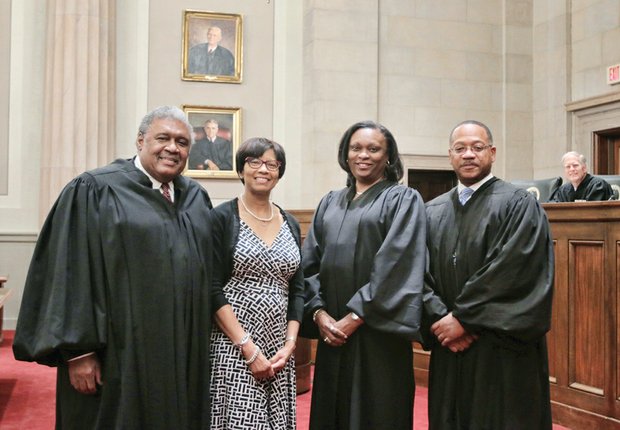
left=347, top=187, right=427, bottom=341
left=548, top=184, right=569, bottom=202
left=585, top=178, right=613, bottom=201
left=13, top=175, right=107, bottom=366
left=452, top=192, right=554, bottom=343
left=420, top=272, right=449, bottom=348
left=299, top=192, right=334, bottom=339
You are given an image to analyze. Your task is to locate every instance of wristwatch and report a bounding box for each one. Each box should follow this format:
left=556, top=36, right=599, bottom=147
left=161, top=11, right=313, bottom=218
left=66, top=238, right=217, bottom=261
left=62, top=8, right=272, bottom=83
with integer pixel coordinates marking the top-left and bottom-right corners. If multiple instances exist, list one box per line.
left=350, top=312, right=360, bottom=321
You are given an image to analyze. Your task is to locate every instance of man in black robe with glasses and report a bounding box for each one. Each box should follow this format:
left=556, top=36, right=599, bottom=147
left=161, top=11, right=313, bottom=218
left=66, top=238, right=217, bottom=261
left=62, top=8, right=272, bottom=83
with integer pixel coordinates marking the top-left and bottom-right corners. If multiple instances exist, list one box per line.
left=423, top=120, right=554, bottom=429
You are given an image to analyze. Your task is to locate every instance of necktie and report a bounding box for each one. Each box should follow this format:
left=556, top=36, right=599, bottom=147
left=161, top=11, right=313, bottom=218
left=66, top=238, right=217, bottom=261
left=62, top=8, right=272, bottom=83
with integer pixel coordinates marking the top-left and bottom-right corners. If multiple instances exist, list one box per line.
left=459, top=187, right=474, bottom=205
left=161, top=182, right=172, bottom=203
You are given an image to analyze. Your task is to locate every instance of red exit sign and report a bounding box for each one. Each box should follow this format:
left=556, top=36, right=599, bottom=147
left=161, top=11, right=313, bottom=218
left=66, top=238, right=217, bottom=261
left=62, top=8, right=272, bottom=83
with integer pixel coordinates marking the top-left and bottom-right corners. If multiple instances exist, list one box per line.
left=608, top=64, right=620, bottom=85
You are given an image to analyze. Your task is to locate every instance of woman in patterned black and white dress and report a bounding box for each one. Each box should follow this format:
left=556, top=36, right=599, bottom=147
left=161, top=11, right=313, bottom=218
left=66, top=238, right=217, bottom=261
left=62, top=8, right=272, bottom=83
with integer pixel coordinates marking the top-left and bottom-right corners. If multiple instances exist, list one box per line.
left=209, top=137, right=304, bottom=429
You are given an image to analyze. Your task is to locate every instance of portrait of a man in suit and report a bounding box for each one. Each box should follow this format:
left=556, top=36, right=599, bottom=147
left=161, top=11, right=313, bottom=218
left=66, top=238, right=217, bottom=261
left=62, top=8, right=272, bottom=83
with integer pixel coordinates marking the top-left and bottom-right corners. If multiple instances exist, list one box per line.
left=188, top=26, right=234, bottom=76
left=182, top=12, right=242, bottom=82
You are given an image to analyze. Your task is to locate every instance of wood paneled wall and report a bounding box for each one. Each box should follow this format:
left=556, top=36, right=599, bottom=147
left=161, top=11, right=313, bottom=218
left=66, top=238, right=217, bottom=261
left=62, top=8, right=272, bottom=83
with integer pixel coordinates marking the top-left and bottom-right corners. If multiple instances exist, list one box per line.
left=289, top=210, right=315, bottom=394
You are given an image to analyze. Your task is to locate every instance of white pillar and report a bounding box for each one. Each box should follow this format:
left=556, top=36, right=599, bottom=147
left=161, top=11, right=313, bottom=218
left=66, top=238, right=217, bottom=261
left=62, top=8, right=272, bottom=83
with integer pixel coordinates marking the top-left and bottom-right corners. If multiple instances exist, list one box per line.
left=39, top=0, right=116, bottom=222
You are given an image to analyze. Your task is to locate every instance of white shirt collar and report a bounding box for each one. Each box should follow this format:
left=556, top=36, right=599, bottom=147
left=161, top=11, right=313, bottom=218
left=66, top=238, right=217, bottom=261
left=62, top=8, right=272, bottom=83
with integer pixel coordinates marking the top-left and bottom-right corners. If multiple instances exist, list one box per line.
left=134, top=156, right=175, bottom=196
left=457, top=173, right=494, bottom=193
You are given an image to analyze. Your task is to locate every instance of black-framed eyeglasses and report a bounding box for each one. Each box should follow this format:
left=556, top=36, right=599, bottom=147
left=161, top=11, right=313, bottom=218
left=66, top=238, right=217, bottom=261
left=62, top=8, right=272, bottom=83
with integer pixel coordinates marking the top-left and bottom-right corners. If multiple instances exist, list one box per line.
left=450, top=144, right=493, bottom=155
left=245, top=157, right=281, bottom=171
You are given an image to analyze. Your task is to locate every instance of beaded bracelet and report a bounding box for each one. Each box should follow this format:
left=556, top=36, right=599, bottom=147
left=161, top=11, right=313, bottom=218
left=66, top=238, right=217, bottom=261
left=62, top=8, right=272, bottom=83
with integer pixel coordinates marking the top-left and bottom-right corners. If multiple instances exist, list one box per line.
left=312, top=308, right=326, bottom=323
left=245, top=346, right=260, bottom=365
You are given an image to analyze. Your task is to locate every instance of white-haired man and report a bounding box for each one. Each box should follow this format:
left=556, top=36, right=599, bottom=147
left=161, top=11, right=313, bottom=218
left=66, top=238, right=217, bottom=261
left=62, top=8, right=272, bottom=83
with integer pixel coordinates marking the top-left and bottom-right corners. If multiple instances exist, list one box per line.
left=14, top=106, right=214, bottom=429
left=549, top=151, right=613, bottom=201
left=188, top=26, right=235, bottom=76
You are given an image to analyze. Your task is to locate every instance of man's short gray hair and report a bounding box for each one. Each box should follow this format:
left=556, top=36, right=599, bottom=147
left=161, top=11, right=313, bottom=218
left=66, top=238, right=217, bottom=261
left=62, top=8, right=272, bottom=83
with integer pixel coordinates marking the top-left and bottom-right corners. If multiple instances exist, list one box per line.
left=138, top=106, right=194, bottom=146
left=561, top=151, right=586, bottom=166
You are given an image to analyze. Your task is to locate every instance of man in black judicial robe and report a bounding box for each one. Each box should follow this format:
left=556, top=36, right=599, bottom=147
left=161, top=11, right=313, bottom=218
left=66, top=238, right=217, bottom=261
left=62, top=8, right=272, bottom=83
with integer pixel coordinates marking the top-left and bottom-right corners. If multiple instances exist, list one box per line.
left=188, top=119, right=233, bottom=171
left=13, top=106, right=213, bottom=430
left=423, top=120, right=554, bottom=429
left=548, top=151, right=613, bottom=202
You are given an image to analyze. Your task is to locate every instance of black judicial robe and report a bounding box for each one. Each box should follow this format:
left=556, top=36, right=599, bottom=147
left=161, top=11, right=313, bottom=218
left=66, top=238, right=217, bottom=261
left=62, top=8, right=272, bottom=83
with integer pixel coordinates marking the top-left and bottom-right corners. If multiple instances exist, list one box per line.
left=302, top=181, right=426, bottom=430
left=13, top=159, right=213, bottom=430
left=549, top=173, right=613, bottom=202
left=424, top=178, right=554, bottom=430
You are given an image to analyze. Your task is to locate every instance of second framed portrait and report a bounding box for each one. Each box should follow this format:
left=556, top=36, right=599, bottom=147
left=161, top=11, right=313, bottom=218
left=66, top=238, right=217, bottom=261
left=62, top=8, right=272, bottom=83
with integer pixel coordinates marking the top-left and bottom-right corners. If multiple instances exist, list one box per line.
left=183, top=105, right=241, bottom=179
left=182, top=10, right=243, bottom=83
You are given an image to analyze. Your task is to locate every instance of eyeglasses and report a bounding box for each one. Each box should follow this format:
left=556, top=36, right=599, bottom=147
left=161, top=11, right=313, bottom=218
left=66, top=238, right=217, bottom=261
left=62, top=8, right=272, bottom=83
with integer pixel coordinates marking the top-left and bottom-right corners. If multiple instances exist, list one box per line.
left=245, top=157, right=281, bottom=171
left=450, top=144, right=493, bottom=155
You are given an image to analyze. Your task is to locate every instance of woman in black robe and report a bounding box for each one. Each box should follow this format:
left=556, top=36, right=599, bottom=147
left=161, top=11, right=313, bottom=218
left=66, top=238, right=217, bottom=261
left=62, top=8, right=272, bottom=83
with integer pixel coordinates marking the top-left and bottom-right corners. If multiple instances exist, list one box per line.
left=301, top=121, right=426, bottom=429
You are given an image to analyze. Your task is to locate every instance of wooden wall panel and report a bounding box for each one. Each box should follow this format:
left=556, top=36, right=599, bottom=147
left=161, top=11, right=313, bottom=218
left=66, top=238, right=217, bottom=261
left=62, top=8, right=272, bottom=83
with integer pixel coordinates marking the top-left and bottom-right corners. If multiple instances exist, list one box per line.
left=547, top=240, right=561, bottom=384
left=569, top=241, right=605, bottom=395
left=289, top=210, right=315, bottom=392
left=617, top=240, right=620, bottom=403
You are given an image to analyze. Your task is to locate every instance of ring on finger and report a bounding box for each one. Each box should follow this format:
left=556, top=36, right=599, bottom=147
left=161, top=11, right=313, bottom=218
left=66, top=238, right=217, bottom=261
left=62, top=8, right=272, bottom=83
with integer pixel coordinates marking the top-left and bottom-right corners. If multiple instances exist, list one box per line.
left=329, top=324, right=335, bottom=331
left=324, top=336, right=329, bottom=343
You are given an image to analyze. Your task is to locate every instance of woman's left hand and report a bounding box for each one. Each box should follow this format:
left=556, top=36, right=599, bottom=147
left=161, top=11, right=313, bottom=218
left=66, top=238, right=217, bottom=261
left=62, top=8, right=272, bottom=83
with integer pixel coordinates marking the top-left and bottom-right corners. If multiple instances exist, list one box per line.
left=332, top=313, right=363, bottom=339
left=269, top=343, right=295, bottom=374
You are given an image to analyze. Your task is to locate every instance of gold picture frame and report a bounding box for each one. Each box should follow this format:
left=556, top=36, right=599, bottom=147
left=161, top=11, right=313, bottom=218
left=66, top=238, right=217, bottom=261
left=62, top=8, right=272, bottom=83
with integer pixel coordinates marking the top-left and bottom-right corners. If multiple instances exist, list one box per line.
left=183, top=105, right=241, bottom=179
left=181, top=10, right=243, bottom=83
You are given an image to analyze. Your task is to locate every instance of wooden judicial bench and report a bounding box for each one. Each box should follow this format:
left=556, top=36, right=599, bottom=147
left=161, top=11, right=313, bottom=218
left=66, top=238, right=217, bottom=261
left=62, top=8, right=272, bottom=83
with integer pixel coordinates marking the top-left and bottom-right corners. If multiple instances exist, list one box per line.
left=543, top=201, right=620, bottom=429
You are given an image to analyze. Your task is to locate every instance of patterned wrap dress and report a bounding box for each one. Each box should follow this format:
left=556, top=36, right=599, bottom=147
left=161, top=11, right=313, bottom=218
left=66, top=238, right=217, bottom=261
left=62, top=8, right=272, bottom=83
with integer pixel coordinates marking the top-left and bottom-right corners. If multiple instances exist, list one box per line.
left=210, top=219, right=300, bottom=429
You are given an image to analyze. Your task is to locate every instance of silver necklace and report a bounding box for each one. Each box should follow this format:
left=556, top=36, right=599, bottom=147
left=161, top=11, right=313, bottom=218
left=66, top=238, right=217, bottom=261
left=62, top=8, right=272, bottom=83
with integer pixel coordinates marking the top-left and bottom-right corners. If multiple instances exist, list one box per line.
left=356, top=191, right=364, bottom=195
left=239, top=195, right=274, bottom=222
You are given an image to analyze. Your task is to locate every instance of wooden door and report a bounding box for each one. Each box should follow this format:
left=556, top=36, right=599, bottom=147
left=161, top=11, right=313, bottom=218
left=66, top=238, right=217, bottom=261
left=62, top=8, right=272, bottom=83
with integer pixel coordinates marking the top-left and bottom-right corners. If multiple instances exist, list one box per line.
left=593, top=128, right=620, bottom=174
left=408, top=169, right=456, bottom=202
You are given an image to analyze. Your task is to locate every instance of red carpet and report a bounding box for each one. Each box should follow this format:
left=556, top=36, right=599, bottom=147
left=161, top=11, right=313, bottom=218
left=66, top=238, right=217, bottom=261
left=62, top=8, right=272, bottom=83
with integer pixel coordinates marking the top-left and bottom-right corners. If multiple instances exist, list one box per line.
left=1, top=331, right=569, bottom=429
left=0, top=331, right=56, bottom=429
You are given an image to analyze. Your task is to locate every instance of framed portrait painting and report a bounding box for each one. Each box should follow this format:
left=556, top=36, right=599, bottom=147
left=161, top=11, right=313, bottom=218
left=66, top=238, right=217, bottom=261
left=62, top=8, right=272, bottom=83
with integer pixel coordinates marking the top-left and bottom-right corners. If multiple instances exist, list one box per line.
left=183, top=105, right=241, bottom=179
left=182, top=10, right=243, bottom=83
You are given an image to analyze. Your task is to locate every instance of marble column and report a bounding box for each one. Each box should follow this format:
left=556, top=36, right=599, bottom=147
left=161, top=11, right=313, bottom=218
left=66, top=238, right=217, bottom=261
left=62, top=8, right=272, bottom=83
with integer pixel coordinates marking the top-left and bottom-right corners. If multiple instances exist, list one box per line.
left=39, top=0, right=115, bottom=222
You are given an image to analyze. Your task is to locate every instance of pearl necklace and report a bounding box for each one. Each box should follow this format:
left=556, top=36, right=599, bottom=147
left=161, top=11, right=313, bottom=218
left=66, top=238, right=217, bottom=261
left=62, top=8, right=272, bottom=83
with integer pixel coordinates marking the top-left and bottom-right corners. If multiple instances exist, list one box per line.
left=239, top=195, right=274, bottom=222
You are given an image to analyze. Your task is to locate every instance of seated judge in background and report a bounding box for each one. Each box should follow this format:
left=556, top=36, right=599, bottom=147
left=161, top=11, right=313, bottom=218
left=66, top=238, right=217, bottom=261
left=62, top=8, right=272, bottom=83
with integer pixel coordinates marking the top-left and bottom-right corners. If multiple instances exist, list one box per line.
left=424, top=120, right=554, bottom=429
left=188, top=26, right=235, bottom=76
left=188, top=118, right=233, bottom=171
left=302, top=121, right=426, bottom=429
left=548, top=151, right=613, bottom=201
left=13, top=106, right=213, bottom=429
left=209, top=137, right=304, bottom=429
